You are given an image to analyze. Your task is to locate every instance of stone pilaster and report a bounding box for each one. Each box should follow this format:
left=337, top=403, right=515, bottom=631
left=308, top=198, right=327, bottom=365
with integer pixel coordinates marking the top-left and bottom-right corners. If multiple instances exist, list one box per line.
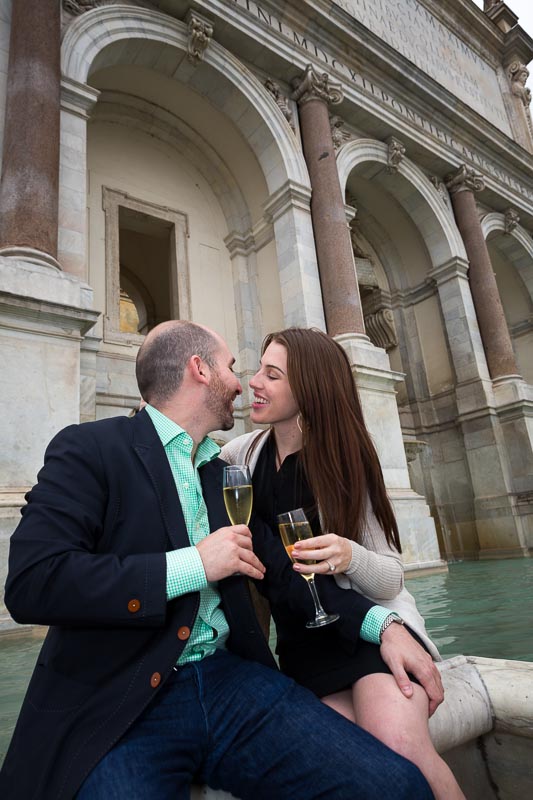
left=0, top=0, right=61, bottom=268
left=338, top=334, right=445, bottom=572
left=445, top=165, right=520, bottom=380
left=292, top=64, right=365, bottom=336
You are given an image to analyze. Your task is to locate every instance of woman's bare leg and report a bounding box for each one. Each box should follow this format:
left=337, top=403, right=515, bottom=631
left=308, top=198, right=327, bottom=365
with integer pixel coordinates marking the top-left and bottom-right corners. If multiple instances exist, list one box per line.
left=321, top=689, right=356, bottom=723
left=322, top=677, right=464, bottom=800
left=351, top=674, right=465, bottom=800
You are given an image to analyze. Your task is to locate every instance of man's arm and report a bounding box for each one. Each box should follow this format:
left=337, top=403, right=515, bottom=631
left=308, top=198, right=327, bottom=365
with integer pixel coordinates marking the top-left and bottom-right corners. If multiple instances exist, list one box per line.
left=5, top=425, right=167, bottom=628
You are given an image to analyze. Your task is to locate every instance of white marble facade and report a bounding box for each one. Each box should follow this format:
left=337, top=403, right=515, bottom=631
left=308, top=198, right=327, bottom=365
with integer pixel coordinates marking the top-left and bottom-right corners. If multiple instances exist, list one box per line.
left=2, top=0, right=533, bottom=631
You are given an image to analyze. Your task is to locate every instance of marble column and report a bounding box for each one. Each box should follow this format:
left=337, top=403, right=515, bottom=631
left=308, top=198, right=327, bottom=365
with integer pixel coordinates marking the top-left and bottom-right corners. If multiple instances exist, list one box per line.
left=292, top=65, right=365, bottom=336
left=445, top=165, right=519, bottom=379
left=0, top=0, right=61, bottom=268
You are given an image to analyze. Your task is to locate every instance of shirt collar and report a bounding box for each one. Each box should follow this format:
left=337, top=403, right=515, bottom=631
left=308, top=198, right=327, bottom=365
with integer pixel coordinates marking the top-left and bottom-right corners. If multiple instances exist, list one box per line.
left=145, top=404, right=220, bottom=466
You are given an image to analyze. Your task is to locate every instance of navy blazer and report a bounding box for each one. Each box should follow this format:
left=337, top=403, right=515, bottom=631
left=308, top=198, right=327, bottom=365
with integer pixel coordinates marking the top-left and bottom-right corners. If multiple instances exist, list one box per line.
left=1, top=410, right=374, bottom=799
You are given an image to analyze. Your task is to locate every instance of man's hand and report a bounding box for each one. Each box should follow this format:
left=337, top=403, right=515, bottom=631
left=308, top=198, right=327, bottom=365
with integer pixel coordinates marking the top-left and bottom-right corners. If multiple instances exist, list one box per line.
left=196, top=525, right=266, bottom=582
left=380, top=622, right=444, bottom=716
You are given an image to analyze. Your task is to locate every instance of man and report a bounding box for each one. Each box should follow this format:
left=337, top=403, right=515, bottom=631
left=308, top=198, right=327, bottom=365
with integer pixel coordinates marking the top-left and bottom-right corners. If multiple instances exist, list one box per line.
left=1, top=321, right=440, bottom=799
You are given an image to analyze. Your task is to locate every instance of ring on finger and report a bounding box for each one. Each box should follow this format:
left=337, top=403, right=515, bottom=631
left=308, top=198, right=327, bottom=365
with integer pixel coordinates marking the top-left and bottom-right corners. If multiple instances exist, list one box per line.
left=325, top=560, right=336, bottom=572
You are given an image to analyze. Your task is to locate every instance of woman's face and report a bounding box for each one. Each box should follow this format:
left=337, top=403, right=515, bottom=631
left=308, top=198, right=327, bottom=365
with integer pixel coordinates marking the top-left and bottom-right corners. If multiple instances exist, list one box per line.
left=249, top=341, right=300, bottom=426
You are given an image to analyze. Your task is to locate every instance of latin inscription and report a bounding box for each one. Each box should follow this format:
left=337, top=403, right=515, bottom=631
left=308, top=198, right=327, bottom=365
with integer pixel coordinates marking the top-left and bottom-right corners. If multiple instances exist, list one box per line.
left=228, top=0, right=533, bottom=201
left=335, top=0, right=510, bottom=133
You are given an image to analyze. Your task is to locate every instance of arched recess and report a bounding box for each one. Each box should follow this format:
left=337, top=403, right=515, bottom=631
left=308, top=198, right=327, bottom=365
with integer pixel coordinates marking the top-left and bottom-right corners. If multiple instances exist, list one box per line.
left=336, top=139, right=466, bottom=270
left=60, top=4, right=322, bottom=425
left=61, top=4, right=309, bottom=192
left=336, top=138, right=482, bottom=557
left=481, top=213, right=533, bottom=384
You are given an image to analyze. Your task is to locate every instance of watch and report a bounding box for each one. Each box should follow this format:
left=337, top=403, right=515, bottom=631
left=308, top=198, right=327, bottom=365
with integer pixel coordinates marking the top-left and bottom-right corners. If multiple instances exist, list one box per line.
left=379, top=613, right=404, bottom=642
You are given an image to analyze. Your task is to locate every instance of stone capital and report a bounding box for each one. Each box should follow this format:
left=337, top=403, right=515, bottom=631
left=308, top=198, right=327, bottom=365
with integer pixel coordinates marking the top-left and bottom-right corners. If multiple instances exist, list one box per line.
left=263, top=180, right=312, bottom=223
left=291, top=64, right=343, bottom=107
left=63, top=0, right=98, bottom=13
left=428, top=257, right=470, bottom=286
left=444, top=164, right=485, bottom=195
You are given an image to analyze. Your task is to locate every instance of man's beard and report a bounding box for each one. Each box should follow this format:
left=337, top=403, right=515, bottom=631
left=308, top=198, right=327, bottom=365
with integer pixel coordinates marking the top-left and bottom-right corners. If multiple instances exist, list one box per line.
left=206, top=368, right=235, bottom=431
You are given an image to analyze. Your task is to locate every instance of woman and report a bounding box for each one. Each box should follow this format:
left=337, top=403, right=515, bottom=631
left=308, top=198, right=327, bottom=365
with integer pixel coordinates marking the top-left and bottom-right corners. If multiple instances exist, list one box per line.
left=221, top=327, right=464, bottom=800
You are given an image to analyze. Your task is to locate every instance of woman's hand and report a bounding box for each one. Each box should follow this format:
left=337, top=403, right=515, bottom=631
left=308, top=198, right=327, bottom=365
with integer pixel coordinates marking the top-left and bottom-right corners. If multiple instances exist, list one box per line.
left=292, top=533, right=352, bottom=575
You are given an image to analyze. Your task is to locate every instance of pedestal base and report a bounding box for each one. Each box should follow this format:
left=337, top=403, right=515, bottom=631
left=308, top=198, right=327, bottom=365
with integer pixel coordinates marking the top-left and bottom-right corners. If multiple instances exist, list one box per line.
left=0, top=255, right=100, bottom=622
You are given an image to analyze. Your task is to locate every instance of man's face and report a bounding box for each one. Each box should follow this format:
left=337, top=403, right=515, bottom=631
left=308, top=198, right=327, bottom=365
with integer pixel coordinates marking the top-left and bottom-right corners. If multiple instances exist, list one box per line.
left=205, top=341, right=242, bottom=431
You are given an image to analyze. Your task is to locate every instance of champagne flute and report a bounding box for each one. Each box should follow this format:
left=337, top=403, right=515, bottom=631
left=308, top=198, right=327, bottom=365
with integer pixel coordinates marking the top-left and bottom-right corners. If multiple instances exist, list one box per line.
left=277, top=508, right=339, bottom=629
left=223, top=465, right=253, bottom=525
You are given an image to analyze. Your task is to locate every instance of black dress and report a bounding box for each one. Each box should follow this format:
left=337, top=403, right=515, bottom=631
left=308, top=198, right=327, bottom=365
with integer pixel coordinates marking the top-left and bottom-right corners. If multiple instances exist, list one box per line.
left=252, top=434, right=398, bottom=697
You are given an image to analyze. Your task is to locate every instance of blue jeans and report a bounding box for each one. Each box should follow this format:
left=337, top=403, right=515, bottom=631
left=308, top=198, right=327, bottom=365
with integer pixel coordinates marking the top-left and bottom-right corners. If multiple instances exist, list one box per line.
left=77, top=650, right=433, bottom=799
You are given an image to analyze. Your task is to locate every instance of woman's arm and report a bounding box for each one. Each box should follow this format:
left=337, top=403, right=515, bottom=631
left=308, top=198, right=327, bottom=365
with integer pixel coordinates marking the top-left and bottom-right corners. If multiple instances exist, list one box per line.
left=291, top=501, right=404, bottom=600
left=342, top=539, right=403, bottom=599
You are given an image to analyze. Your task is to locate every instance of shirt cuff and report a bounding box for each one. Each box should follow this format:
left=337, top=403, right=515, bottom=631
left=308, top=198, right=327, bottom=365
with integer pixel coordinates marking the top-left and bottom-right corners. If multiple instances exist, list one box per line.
left=165, top=547, right=208, bottom=601
left=360, top=606, right=398, bottom=644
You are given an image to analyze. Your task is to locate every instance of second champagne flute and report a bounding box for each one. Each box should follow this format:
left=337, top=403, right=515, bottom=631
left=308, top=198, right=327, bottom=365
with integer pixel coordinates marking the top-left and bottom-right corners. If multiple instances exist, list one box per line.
left=277, top=507, right=339, bottom=629
left=223, top=465, right=253, bottom=525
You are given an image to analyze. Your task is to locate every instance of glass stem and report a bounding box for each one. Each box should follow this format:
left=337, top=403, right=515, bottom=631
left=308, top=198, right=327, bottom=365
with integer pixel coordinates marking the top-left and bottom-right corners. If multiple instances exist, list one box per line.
left=307, top=577, right=327, bottom=619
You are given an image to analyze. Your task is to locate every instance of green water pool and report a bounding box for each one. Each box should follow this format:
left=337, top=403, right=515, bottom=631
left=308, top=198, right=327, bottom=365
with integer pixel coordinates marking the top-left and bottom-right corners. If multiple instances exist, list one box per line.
left=1, top=558, right=532, bottom=764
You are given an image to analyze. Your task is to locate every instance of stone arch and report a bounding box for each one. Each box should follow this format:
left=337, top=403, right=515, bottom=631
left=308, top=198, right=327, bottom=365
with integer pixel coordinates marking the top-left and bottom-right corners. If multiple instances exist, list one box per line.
left=481, top=212, right=533, bottom=384
left=61, top=4, right=309, bottom=193
left=481, top=212, right=533, bottom=302
left=60, top=3, right=324, bottom=426
left=336, top=138, right=487, bottom=558
left=336, top=138, right=467, bottom=270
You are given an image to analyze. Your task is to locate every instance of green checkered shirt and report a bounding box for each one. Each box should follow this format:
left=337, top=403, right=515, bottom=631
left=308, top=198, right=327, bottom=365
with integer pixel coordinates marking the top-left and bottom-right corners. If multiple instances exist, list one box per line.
left=146, top=404, right=229, bottom=664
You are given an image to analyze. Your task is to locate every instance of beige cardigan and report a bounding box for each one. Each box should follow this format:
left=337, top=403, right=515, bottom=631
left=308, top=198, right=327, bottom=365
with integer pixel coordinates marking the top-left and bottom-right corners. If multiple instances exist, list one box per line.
left=221, top=430, right=440, bottom=661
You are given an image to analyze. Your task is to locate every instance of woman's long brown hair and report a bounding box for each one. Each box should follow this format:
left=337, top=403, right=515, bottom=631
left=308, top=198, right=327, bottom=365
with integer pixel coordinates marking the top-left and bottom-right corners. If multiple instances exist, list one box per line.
left=263, top=328, right=401, bottom=551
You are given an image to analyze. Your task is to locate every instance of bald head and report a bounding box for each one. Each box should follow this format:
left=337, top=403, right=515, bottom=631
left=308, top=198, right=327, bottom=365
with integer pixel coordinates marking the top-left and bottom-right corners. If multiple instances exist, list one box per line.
left=136, top=320, right=219, bottom=406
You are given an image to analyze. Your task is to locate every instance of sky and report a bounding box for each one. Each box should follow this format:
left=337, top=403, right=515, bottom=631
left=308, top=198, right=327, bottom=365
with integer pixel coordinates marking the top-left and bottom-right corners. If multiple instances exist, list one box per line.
left=472, top=0, right=533, bottom=87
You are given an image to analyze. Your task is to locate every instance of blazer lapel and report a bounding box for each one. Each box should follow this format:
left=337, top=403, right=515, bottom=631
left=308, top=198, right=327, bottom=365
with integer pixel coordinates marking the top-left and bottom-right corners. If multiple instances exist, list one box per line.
left=131, top=410, right=190, bottom=551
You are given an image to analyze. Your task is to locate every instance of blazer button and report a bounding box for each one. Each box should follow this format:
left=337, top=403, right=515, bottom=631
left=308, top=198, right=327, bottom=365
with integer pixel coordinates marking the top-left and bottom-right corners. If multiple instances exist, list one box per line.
left=177, top=626, right=191, bottom=641
left=128, top=599, right=141, bottom=613
left=150, top=672, right=161, bottom=688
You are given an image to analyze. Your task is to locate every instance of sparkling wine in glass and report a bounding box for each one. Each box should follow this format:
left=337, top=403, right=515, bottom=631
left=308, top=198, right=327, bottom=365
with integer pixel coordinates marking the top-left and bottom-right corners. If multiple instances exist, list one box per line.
left=277, top=508, right=339, bottom=629
left=223, top=465, right=253, bottom=525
